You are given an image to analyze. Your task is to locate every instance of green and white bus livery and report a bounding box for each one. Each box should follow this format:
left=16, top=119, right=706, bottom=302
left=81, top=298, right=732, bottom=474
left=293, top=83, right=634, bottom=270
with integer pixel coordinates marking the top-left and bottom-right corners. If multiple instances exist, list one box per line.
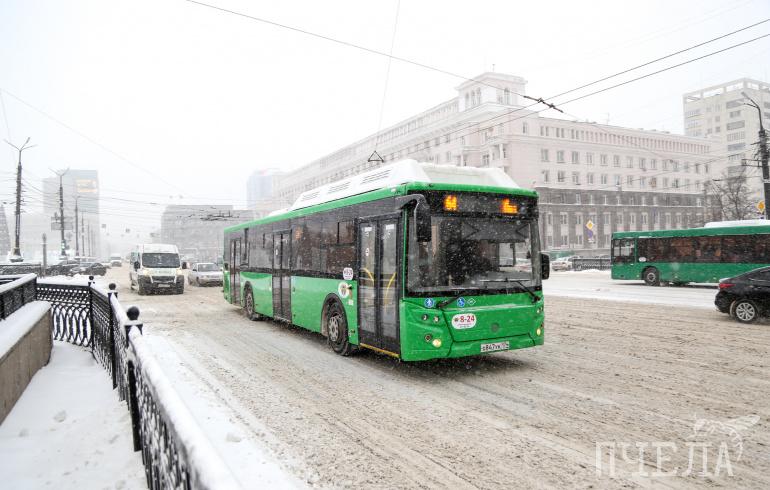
left=223, top=161, right=549, bottom=361
left=611, top=222, right=770, bottom=286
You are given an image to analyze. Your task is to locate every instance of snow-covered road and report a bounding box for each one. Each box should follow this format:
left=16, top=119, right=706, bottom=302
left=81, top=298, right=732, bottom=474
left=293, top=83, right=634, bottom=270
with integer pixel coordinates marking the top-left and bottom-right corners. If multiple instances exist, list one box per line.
left=104, top=267, right=769, bottom=489
left=544, top=270, right=718, bottom=309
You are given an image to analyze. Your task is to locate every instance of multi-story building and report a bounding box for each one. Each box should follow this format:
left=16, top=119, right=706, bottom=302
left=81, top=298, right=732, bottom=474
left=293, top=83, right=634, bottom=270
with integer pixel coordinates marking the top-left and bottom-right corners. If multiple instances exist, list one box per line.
left=42, top=169, right=101, bottom=256
left=160, top=205, right=253, bottom=263
left=683, top=78, right=770, bottom=200
left=273, top=72, right=715, bottom=253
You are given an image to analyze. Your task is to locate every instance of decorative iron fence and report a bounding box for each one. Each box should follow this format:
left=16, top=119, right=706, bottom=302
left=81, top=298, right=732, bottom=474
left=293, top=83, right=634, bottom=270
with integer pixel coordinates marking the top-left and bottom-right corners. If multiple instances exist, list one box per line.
left=0, top=276, right=240, bottom=489
left=0, top=274, right=37, bottom=320
left=571, top=258, right=612, bottom=271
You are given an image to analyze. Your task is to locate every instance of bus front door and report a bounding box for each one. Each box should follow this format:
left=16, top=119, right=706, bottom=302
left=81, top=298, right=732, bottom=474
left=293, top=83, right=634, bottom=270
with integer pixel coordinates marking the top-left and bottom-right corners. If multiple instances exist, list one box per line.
left=230, top=238, right=241, bottom=304
left=272, top=232, right=291, bottom=321
left=358, top=219, right=400, bottom=356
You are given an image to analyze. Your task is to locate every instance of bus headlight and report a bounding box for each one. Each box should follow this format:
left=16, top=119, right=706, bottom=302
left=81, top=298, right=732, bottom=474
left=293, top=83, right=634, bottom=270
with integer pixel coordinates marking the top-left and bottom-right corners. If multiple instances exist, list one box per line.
left=432, top=338, right=442, bottom=348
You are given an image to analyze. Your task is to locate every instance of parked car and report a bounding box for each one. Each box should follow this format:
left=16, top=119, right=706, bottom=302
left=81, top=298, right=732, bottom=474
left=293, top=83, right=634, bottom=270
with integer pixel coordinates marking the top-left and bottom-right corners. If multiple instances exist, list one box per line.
left=188, top=262, right=223, bottom=286
left=715, top=266, right=770, bottom=323
left=70, top=262, right=108, bottom=276
left=551, top=255, right=581, bottom=271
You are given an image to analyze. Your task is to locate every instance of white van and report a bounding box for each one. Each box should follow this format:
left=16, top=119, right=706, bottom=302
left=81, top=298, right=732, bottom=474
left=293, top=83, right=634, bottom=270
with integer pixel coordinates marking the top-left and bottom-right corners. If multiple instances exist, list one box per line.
left=129, top=244, right=185, bottom=295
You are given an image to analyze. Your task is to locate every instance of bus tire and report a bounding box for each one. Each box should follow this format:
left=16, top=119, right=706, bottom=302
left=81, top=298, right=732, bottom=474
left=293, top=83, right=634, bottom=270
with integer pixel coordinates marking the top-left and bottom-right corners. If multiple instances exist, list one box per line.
left=730, top=299, right=760, bottom=323
left=642, top=267, right=660, bottom=286
left=326, top=301, right=354, bottom=356
left=243, top=287, right=259, bottom=321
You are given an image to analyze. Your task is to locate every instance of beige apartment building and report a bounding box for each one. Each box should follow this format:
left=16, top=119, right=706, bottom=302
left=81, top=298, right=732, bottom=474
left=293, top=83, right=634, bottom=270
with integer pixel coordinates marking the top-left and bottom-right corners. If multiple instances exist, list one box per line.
left=683, top=78, right=770, bottom=200
left=273, top=72, right=716, bottom=253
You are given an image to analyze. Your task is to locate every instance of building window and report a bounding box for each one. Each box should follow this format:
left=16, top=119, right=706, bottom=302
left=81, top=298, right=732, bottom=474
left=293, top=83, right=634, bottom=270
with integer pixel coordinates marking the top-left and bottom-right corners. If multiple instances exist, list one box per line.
left=541, top=149, right=550, bottom=162
left=626, top=175, right=633, bottom=186
left=561, top=235, right=569, bottom=247
left=575, top=213, right=583, bottom=225
left=640, top=177, right=646, bottom=188
left=523, top=122, right=528, bottom=134
left=557, top=150, right=565, bottom=163
left=557, top=171, right=566, bottom=183
left=614, top=174, right=621, bottom=186
left=600, top=154, right=608, bottom=166
left=572, top=172, right=580, bottom=184
left=571, top=151, right=580, bottom=164
left=613, top=155, right=620, bottom=167
left=482, top=154, right=490, bottom=166
left=639, top=158, right=646, bottom=170
left=626, top=156, right=634, bottom=168
left=547, top=213, right=553, bottom=226
left=650, top=159, right=657, bottom=170
left=601, top=174, right=608, bottom=185
left=542, top=170, right=550, bottom=183
left=587, top=173, right=595, bottom=184
left=726, top=121, right=745, bottom=130
left=560, top=213, right=568, bottom=225
left=586, top=153, right=594, bottom=165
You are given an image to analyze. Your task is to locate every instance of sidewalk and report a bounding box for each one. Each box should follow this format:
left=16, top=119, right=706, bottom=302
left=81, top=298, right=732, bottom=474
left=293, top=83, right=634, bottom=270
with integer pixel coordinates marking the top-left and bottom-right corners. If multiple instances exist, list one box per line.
left=0, top=341, right=146, bottom=489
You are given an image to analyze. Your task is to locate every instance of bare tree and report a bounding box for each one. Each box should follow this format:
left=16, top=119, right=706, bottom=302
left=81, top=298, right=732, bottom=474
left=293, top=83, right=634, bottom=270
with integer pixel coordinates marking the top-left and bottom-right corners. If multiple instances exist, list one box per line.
left=706, top=170, right=756, bottom=221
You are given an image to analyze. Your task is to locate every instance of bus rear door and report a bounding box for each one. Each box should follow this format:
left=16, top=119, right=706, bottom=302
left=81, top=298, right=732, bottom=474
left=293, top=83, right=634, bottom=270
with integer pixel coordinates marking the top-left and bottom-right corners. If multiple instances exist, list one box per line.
left=272, top=231, right=291, bottom=321
left=230, top=238, right=241, bottom=304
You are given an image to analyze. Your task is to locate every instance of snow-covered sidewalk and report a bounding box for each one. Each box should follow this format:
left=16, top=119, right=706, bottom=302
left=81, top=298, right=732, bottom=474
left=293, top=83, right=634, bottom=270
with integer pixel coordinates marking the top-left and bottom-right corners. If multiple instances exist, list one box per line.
left=0, top=341, right=146, bottom=489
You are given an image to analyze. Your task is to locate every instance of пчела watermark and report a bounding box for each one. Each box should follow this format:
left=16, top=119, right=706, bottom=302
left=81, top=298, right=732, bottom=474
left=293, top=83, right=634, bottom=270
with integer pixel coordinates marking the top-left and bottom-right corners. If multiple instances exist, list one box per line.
left=595, top=415, right=759, bottom=479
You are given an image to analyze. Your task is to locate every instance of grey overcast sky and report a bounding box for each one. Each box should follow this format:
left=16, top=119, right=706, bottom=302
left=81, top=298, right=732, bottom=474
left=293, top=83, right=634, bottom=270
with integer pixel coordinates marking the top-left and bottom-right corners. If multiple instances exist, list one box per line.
left=2, top=0, right=770, bottom=234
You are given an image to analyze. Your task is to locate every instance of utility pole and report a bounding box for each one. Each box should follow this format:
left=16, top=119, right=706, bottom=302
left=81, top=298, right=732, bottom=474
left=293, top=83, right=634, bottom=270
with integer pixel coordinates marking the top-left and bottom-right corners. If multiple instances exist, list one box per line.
left=81, top=211, right=85, bottom=258
left=53, top=169, right=69, bottom=259
left=741, top=92, right=769, bottom=220
left=4, top=137, right=36, bottom=262
left=74, top=197, right=80, bottom=257
left=42, top=233, right=47, bottom=275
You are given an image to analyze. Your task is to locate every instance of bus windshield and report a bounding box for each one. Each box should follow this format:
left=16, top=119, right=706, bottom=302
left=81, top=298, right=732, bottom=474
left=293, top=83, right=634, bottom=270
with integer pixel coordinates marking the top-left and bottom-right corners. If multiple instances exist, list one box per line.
left=407, top=216, right=540, bottom=295
left=142, top=253, right=180, bottom=268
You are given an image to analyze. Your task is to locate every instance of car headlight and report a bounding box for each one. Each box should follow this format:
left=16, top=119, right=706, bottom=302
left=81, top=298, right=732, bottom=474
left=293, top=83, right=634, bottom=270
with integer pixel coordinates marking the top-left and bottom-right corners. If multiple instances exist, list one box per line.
left=142, top=269, right=152, bottom=276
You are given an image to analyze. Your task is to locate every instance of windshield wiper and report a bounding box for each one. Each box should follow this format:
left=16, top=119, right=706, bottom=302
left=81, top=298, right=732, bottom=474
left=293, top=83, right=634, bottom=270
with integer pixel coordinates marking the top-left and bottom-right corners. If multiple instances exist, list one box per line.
left=436, top=291, right=467, bottom=310
left=478, top=278, right=540, bottom=304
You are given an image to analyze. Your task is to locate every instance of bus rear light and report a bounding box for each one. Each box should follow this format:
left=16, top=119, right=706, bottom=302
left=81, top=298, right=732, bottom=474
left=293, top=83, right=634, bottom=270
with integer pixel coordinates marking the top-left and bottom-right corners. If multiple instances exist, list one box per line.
left=718, top=282, right=734, bottom=290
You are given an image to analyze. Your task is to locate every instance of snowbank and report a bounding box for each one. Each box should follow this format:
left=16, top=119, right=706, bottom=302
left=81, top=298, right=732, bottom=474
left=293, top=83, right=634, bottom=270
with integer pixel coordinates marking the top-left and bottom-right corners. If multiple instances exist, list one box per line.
left=0, top=341, right=145, bottom=489
left=129, top=329, right=243, bottom=490
left=0, top=301, right=49, bottom=357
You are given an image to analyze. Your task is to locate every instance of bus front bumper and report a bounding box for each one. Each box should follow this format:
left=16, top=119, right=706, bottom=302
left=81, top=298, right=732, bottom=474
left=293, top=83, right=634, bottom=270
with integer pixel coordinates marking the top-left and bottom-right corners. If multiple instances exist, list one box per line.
left=400, top=332, right=543, bottom=361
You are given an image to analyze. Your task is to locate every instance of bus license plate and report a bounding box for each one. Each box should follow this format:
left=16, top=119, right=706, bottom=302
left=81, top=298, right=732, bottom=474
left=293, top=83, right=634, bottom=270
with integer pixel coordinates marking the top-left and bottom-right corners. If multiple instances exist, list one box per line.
left=157, top=284, right=170, bottom=288
left=480, top=341, right=509, bottom=353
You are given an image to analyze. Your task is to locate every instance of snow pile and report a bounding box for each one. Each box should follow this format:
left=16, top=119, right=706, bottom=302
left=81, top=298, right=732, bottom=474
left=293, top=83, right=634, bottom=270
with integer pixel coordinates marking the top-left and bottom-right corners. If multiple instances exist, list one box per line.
left=128, top=330, right=244, bottom=490
left=0, top=342, right=145, bottom=489
left=0, top=301, right=50, bottom=357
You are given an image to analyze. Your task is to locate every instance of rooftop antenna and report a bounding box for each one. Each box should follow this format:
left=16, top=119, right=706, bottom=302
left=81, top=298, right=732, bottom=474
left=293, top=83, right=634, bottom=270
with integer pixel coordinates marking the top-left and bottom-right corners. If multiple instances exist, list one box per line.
left=369, top=0, right=401, bottom=166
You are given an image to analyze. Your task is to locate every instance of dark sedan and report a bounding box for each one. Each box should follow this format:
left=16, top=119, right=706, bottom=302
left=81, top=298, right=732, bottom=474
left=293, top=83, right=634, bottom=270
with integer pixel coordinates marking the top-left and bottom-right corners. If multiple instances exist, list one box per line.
left=70, top=262, right=108, bottom=276
left=715, top=266, right=770, bottom=323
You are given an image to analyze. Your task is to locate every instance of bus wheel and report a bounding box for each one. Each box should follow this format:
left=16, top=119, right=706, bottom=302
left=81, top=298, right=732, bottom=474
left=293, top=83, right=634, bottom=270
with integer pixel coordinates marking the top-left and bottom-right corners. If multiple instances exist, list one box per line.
left=643, top=267, right=660, bottom=286
left=326, top=301, right=354, bottom=356
left=243, top=287, right=258, bottom=321
left=731, top=299, right=759, bottom=323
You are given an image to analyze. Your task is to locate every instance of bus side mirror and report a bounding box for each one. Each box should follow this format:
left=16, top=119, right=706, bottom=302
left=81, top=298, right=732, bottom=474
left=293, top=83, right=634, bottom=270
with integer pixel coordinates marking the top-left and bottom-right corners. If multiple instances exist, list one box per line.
left=395, top=194, right=432, bottom=242
left=223, top=262, right=229, bottom=271
left=182, top=262, right=188, bottom=270
left=541, top=253, right=550, bottom=280
left=133, top=261, right=140, bottom=271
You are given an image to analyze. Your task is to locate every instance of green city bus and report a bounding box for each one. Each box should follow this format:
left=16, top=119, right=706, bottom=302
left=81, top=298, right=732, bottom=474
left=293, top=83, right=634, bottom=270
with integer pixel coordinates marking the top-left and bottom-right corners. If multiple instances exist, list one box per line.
left=222, top=161, right=549, bottom=361
left=611, top=222, right=770, bottom=286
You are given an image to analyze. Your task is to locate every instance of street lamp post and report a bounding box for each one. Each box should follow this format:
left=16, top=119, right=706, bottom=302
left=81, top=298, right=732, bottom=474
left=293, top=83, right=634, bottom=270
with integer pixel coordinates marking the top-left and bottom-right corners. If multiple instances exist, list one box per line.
left=4, top=137, right=36, bottom=262
left=741, top=91, right=769, bottom=220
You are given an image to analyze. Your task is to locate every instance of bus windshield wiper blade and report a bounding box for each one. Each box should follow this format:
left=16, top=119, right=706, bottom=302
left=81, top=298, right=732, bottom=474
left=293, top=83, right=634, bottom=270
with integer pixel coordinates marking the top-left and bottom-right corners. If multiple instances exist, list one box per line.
left=479, top=278, right=540, bottom=303
left=436, top=291, right=465, bottom=310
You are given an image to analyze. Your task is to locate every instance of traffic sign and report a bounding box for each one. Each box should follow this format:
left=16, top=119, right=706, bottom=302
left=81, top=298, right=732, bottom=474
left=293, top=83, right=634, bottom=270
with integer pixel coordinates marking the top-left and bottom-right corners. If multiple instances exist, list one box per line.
left=585, top=220, right=595, bottom=231
left=758, top=200, right=766, bottom=213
